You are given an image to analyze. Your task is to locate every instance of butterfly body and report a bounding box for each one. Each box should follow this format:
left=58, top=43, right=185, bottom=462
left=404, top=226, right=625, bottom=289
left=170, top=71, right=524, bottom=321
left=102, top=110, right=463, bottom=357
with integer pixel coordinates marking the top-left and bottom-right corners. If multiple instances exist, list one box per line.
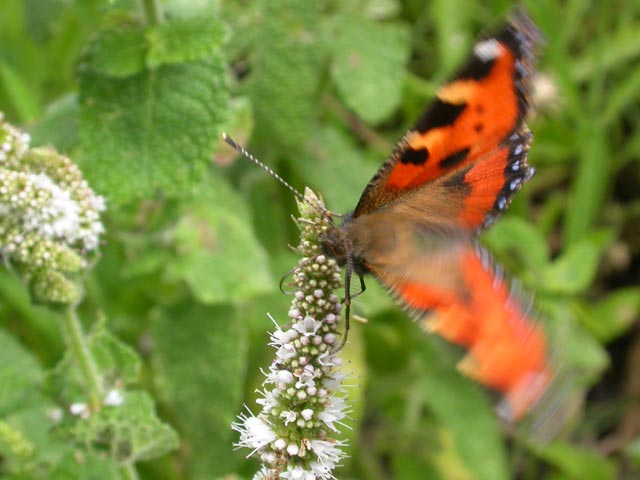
left=319, top=10, right=559, bottom=425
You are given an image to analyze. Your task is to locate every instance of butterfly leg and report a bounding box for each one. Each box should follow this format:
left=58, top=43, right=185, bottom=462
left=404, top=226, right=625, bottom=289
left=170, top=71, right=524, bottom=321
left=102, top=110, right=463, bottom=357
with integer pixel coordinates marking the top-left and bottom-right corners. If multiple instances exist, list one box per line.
left=339, top=263, right=353, bottom=352
left=335, top=261, right=366, bottom=352
left=279, top=265, right=300, bottom=295
left=350, top=274, right=367, bottom=299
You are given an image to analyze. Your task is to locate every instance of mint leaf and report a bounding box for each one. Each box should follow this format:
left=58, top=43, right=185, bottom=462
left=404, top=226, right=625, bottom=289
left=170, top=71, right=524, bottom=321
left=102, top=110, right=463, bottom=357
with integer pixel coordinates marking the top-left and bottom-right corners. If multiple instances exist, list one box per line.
left=166, top=173, right=273, bottom=304
left=544, top=300, right=610, bottom=382
left=482, top=217, right=550, bottom=274
left=249, top=0, right=324, bottom=150
left=89, top=321, right=141, bottom=388
left=330, top=17, right=411, bottom=124
left=541, top=241, right=600, bottom=294
left=581, top=287, right=640, bottom=343
left=48, top=450, right=119, bottom=480
left=0, top=419, right=37, bottom=477
left=213, top=96, right=253, bottom=167
left=79, top=19, right=229, bottom=202
left=72, top=390, right=178, bottom=464
left=296, top=125, right=378, bottom=213
left=80, top=25, right=147, bottom=78
left=151, top=303, right=248, bottom=478
left=29, top=93, right=79, bottom=152
left=147, top=16, right=228, bottom=67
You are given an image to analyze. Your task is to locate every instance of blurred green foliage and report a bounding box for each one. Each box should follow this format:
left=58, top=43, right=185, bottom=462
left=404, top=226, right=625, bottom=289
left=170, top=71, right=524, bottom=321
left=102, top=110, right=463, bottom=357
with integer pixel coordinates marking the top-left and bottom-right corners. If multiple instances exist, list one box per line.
left=0, top=0, right=639, bottom=478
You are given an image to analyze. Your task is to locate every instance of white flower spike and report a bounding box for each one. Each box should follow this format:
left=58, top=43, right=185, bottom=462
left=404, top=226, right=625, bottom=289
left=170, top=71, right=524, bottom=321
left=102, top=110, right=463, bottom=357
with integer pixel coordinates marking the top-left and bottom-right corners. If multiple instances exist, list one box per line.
left=233, top=190, right=349, bottom=479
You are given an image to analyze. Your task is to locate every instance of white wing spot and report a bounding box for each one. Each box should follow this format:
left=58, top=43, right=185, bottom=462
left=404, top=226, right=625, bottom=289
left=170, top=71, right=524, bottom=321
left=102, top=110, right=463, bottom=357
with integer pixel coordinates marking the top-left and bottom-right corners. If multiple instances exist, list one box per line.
left=474, top=39, right=504, bottom=61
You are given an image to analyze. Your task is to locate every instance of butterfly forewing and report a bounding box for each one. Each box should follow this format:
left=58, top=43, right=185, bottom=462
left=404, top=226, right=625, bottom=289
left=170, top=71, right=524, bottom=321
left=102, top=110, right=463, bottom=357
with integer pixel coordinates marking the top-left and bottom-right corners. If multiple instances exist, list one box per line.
left=354, top=9, right=541, bottom=230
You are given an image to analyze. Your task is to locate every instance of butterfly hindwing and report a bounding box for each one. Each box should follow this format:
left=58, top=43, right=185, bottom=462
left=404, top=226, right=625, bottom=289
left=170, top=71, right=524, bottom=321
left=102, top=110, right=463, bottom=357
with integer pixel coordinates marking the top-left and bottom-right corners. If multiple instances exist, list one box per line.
left=354, top=9, right=542, bottom=230
left=347, top=213, right=551, bottom=421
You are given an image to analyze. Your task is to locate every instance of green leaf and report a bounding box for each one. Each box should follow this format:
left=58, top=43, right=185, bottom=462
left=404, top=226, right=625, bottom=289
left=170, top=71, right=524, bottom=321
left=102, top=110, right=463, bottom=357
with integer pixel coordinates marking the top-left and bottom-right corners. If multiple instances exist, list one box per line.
left=166, top=173, right=273, bottom=304
left=537, top=442, right=617, bottom=480
left=24, top=0, right=68, bottom=44
left=428, top=427, right=474, bottom=480
left=430, top=0, right=472, bottom=74
left=1, top=403, right=118, bottom=479
left=330, top=16, right=411, bottom=124
left=212, top=96, right=254, bottom=167
left=48, top=450, right=119, bottom=480
left=602, top=64, right=640, bottom=124
left=1, top=407, right=120, bottom=479
left=151, top=303, right=248, bottom=478
left=146, top=16, right=228, bottom=67
left=79, top=56, right=228, bottom=201
left=164, top=0, right=221, bottom=18
left=364, top=0, right=401, bottom=19
left=544, top=300, right=610, bottom=382
left=29, top=93, right=79, bottom=152
left=0, top=328, right=43, bottom=416
left=249, top=0, right=324, bottom=151
left=579, top=287, right=640, bottom=343
left=0, top=420, right=37, bottom=476
left=416, top=338, right=509, bottom=480
left=80, top=25, right=148, bottom=78
left=571, top=26, right=640, bottom=82
left=540, top=241, right=600, bottom=294
left=72, top=390, right=178, bottom=464
left=0, top=61, right=41, bottom=122
left=0, top=271, right=64, bottom=365
left=482, top=217, right=550, bottom=274
left=77, top=17, right=230, bottom=202
left=296, top=125, right=378, bottom=213
left=89, top=321, right=141, bottom=388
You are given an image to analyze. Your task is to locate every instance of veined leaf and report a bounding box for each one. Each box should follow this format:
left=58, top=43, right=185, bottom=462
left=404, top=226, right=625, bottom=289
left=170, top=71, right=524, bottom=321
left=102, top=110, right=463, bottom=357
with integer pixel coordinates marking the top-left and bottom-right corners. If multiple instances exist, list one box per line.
left=79, top=20, right=229, bottom=202
left=330, top=16, right=411, bottom=124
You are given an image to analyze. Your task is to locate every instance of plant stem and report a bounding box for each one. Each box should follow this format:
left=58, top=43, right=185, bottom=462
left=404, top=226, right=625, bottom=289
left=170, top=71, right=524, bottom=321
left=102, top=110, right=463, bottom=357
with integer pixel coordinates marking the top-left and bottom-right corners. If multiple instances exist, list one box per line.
left=119, top=464, right=140, bottom=480
left=61, top=307, right=103, bottom=409
left=137, top=0, right=163, bottom=25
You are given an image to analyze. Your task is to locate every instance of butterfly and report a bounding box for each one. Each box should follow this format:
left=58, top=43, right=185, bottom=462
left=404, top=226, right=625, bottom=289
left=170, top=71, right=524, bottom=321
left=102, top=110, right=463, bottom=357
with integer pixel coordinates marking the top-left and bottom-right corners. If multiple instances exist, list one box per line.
left=224, top=8, right=566, bottom=433
left=318, top=9, right=564, bottom=428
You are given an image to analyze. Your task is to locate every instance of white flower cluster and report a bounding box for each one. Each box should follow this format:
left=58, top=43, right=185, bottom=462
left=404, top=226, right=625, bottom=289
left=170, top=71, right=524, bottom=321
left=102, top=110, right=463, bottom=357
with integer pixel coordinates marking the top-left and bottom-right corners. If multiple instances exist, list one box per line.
left=0, top=112, right=106, bottom=303
left=233, top=190, right=350, bottom=480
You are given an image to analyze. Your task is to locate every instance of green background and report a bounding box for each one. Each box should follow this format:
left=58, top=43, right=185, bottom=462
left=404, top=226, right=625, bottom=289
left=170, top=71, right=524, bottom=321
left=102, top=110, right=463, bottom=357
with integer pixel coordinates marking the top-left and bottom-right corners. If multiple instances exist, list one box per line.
left=0, top=0, right=639, bottom=478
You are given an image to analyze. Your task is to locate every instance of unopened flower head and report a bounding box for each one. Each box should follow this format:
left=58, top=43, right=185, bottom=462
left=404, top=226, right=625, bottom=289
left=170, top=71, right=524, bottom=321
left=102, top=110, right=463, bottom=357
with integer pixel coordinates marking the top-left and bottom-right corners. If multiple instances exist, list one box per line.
left=233, top=189, right=350, bottom=480
left=0, top=113, right=106, bottom=303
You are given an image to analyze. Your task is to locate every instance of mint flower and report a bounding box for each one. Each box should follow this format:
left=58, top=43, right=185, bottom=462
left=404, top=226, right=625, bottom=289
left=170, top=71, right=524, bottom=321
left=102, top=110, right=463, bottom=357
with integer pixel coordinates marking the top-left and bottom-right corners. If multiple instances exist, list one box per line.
left=233, top=189, right=350, bottom=479
left=0, top=112, right=105, bottom=303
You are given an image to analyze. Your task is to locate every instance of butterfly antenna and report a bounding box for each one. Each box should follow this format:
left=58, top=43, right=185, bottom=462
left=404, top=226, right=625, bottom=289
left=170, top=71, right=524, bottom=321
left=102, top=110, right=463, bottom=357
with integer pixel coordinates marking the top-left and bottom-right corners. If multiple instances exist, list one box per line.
left=222, top=133, right=306, bottom=204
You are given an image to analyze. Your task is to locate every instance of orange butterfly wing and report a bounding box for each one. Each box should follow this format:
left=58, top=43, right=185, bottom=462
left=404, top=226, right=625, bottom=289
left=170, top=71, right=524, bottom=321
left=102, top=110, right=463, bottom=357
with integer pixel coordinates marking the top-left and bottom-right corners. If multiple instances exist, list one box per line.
left=354, top=10, right=541, bottom=230
left=346, top=211, right=553, bottom=423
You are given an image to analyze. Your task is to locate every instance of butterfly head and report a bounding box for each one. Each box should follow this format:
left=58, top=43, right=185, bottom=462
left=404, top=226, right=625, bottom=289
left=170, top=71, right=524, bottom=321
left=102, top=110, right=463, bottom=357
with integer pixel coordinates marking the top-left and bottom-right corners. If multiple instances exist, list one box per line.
left=318, top=212, right=355, bottom=268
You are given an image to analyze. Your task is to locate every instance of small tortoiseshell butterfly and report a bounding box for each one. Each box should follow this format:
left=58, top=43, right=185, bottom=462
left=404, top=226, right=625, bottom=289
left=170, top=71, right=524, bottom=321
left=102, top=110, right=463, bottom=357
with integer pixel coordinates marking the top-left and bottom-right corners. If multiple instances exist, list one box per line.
left=319, top=9, right=559, bottom=425
left=226, top=9, right=566, bottom=433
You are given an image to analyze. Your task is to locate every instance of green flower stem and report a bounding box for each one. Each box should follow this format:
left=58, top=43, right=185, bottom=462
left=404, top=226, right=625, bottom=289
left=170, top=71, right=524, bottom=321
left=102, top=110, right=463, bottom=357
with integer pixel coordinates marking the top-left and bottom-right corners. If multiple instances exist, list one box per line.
left=137, top=0, right=163, bottom=25
left=61, top=307, right=103, bottom=409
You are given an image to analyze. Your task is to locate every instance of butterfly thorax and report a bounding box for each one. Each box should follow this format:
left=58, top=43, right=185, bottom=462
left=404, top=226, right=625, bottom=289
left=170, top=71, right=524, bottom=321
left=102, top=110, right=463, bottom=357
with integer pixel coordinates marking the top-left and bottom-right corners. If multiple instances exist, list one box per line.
left=319, top=214, right=354, bottom=266
left=319, top=213, right=370, bottom=276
